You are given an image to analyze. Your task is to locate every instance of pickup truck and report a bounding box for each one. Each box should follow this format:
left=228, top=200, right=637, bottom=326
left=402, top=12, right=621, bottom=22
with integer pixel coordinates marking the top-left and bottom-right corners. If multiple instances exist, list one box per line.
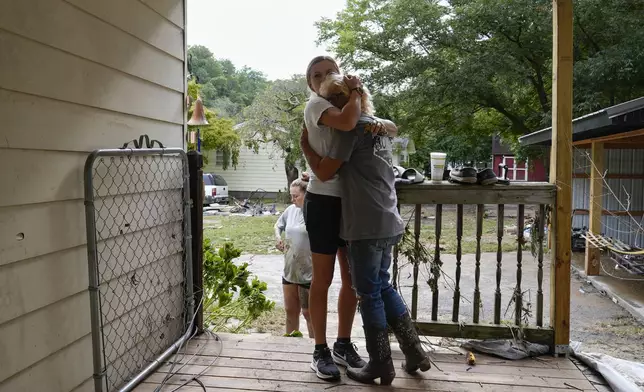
left=203, top=173, right=229, bottom=205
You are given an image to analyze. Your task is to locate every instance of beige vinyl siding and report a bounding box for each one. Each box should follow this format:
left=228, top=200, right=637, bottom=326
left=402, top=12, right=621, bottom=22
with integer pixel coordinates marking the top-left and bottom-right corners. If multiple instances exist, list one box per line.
left=204, top=143, right=289, bottom=194
left=0, top=0, right=186, bottom=390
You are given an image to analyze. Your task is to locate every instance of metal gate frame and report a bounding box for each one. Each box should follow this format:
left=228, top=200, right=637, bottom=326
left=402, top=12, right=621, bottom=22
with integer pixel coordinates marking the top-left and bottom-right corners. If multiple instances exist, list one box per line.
left=83, top=148, right=194, bottom=392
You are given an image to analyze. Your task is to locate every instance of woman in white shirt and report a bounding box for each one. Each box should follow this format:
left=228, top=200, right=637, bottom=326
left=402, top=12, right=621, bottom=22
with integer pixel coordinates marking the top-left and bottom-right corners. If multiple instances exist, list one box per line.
left=274, top=179, right=313, bottom=338
left=302, top=55, right=368, bottom=381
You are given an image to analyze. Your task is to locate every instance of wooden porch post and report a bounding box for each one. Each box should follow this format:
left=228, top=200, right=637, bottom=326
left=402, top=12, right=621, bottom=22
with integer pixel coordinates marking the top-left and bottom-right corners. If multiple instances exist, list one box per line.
left=550, top=0, right=573, bottom=355
left=585, top=142, right=604, bottom=276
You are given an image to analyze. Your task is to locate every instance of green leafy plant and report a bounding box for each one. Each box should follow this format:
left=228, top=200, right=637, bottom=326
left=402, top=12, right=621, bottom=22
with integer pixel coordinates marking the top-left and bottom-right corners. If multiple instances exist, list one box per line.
left=202, top=239, right=274, bottom=332
left=284, top=330, right=303, bottom=338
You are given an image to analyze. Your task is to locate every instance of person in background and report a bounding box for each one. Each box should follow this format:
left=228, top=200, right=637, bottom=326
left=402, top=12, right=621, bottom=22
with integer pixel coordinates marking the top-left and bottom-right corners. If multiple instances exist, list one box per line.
left=274, top=178, right=314, bottom=338
left=302, top=55, right=367, bottom=381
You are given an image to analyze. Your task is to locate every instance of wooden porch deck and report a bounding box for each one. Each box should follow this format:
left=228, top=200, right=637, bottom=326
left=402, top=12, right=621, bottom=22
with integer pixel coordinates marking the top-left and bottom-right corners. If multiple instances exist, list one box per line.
left=135, top=332, right=609, bottom=392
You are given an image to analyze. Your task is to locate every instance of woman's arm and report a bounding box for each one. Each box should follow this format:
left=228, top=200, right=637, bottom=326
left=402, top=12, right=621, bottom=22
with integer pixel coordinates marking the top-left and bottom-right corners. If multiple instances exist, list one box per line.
left=379, top=119, right=398, bottom=136
left=318, top=75, right=363, bottom=132
left=300, top=127, right=344, bottom=182
left=318, top=90, right=362, bottom=131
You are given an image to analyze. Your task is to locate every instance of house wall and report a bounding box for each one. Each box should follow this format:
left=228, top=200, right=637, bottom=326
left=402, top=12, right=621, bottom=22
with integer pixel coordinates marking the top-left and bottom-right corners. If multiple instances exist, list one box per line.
left=204, top=143, right=289, bottom=197
left=572, top=148, right=644, bottom=248
left=0, top=0, right=186, bottom=391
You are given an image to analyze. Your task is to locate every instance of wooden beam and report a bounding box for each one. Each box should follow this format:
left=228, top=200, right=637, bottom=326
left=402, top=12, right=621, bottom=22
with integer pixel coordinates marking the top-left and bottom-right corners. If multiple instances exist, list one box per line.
left=550, top=0, right=573, bottom=354
left=415, top=322, right=554, bottom=347
left=574, top=209, right=644, bottom=216
left=585, top=142, right=603, bottom=276
left=572, top=128, right=644, bottom=146
left=396, top=182, right=556, bottom=205
left=573, top=173, right=644, bottom=179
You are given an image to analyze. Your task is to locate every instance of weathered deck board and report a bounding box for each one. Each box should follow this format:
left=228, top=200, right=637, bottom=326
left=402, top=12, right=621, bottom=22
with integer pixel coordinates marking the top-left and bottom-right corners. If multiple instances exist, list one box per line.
left=137, top=333, right=605, bottom=392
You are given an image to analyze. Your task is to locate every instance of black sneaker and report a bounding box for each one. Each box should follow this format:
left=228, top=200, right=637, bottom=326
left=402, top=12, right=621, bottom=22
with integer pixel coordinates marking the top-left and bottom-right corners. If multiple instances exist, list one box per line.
left=332, top=341, right=367, bottom=368
left=449, top=167, right=477, bottom=184
left=477, top=168, right=498, bottom=185
left=310, top=347, right=341, bottom=380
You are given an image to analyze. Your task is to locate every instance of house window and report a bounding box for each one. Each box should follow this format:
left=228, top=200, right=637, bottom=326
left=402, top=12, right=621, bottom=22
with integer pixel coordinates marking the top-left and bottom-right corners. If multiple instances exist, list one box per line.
left=502, top=156, right=528, bottom=181
left=214, top=150, right=225, bottom=166
left=399, top=152, right=408, bottom=165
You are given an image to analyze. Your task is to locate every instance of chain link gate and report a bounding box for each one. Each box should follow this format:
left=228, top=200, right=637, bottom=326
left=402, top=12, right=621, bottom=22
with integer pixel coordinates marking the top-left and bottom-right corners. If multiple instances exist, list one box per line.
left=84, top=147, right=194, bottom=392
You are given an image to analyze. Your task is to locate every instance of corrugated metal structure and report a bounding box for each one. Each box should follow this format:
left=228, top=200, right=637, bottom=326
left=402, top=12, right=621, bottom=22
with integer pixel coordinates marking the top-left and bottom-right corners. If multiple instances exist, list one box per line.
left=520, top=97, right=644, bottom=252
left=572, top=148, right=644, bottom=247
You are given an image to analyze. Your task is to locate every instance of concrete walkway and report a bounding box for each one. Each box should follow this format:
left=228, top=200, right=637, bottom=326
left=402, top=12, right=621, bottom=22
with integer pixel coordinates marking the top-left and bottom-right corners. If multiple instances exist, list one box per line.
left=239, top=252, right=644, bottom=362
left=572, top=253, right=644, bottom=324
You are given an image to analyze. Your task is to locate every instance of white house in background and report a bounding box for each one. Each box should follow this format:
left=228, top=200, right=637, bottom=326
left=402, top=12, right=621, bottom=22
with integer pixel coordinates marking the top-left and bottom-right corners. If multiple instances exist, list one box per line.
left=392, top=137, right=416, bottom=167
left=204, top=142, right=288, bottom=199
left=204, top=122, right=290, bottom=198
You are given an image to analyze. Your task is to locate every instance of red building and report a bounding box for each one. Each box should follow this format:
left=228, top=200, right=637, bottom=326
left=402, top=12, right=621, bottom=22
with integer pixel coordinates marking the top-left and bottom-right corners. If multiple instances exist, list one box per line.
left=491, top=136, right=548, bottom=182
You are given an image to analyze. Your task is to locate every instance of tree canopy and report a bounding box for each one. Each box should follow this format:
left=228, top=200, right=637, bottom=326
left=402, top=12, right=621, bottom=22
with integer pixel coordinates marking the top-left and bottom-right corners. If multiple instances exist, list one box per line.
left=188, top=45, right=269, bottom=119
left=186, top=46, right=271, bottom=168
left=317, top=0, right=644, bottom=165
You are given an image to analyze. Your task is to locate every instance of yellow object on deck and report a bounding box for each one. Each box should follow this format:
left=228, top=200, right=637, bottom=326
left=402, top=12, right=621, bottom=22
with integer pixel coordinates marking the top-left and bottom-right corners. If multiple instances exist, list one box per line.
left=467, top=352, right=476, bottom=366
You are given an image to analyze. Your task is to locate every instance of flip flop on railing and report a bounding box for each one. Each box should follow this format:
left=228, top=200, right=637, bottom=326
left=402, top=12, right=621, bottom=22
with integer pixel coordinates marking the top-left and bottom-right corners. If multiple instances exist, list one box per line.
left=393, top=166, right=425, bottom=184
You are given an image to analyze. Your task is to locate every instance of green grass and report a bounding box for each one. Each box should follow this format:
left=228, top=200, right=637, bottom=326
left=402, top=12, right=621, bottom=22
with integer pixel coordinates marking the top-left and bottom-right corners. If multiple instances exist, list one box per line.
left=205, top=204, right=527, bottom=255
left=204, top=214, right=282, bottom=254
left=248, top=306, right=287, bottom=335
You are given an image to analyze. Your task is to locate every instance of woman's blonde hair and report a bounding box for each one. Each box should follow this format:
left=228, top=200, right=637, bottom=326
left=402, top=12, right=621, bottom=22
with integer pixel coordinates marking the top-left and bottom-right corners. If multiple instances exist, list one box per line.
left=319, top=73, right=375, bottom=115
left=290, top=178, right=308, bottom=193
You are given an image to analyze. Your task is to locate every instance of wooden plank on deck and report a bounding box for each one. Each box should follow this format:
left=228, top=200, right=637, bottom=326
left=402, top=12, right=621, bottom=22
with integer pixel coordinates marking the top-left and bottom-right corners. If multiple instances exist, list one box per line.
left=137, top=333, right=600, bottom=392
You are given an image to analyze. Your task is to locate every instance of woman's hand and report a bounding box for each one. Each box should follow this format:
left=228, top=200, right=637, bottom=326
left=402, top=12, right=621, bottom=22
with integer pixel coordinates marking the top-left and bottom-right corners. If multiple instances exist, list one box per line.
left=364, top=119, right=387, bottom=136
left=301, top=171, right=310, bottom=181
left=276, top=239, right=284, bottom=252
left=344, top=74, right=362, bottom=90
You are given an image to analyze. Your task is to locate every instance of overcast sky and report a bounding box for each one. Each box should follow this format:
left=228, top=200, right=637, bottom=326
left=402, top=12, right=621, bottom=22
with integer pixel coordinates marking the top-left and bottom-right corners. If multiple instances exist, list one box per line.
left=187, top=0, right=347, bottom=80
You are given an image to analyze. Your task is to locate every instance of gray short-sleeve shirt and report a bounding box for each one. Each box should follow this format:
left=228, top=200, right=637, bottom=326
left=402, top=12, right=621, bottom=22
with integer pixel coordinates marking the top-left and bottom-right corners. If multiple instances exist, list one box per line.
left=330, top=115, right=405, bottom=241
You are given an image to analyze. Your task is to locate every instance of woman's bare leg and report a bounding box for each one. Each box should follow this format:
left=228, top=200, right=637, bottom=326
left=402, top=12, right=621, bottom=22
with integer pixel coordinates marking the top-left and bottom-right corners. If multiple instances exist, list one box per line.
left=336, top=246, right=357, bottom=339
left=309, top=252, right=336, bottom=345
left=283, top=283, right=301, bottom=335
left=300, top=286, right=314, bottom=338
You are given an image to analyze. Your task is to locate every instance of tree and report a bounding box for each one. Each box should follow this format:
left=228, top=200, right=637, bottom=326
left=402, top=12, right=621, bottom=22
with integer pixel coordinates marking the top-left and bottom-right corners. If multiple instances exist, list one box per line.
left=316, top=0, right=644, bottom=163
left=239, top=76, right=309, bottom=190
left=187, top=45, right=269, bottom=119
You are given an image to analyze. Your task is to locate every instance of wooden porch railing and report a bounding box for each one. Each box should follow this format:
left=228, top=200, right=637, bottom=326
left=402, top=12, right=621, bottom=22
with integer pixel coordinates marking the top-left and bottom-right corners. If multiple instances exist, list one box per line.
left=394, top=181, right=558, bottom=348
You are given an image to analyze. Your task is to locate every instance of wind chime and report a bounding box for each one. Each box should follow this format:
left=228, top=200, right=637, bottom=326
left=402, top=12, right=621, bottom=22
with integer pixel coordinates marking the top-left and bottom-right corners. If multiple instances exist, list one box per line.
left=187, top=96, right=208, bottom=152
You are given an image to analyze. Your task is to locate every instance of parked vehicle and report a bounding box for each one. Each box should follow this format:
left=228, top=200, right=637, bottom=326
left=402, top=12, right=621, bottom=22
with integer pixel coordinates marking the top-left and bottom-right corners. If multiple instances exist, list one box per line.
left=203, top=173, right=229, bottom=205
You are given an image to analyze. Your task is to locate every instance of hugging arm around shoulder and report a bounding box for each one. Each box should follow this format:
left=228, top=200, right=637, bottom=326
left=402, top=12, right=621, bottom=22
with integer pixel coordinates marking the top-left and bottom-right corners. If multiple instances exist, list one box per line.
left=301, top=130, right=356, bottom=182
left=318, top=91, right=362, bottom=131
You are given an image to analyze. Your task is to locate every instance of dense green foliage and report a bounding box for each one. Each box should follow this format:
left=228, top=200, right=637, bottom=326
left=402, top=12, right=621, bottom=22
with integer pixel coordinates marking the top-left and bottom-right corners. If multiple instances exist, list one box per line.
left=317, top=0, right=644, bottom=165
left=202, top=240, right=274, bottom=332
left=186, top=46, right=270, bottom=168
left=188, top=45, right=269, bottom=119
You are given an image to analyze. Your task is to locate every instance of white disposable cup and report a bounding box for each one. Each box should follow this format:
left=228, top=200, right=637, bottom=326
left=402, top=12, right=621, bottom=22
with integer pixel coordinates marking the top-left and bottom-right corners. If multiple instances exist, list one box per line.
left=430, top=152, right=447, bottom=183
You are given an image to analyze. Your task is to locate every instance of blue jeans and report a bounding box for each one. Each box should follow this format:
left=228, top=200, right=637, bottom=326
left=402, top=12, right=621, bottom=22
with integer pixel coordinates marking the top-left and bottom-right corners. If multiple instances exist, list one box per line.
left=346, top=235, right=407, bottom=330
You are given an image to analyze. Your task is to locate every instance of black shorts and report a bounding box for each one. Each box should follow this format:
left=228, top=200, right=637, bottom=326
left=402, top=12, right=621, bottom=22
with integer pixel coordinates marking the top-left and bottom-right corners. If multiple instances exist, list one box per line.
left=303, top=191, right=347, bottom=255
left=281, top=277, right=311, bottom=290
left=282, top=278, right=310, bottom=309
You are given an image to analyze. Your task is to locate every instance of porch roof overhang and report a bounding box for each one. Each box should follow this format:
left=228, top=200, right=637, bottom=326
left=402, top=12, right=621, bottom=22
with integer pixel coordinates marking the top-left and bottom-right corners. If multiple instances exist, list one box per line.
left=519, top=96, right=644, bottom=146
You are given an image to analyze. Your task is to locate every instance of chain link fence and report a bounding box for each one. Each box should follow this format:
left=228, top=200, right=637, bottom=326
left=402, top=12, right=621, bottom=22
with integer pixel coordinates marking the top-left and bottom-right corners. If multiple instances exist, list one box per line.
left=84, top=148, right=194, bottom=392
